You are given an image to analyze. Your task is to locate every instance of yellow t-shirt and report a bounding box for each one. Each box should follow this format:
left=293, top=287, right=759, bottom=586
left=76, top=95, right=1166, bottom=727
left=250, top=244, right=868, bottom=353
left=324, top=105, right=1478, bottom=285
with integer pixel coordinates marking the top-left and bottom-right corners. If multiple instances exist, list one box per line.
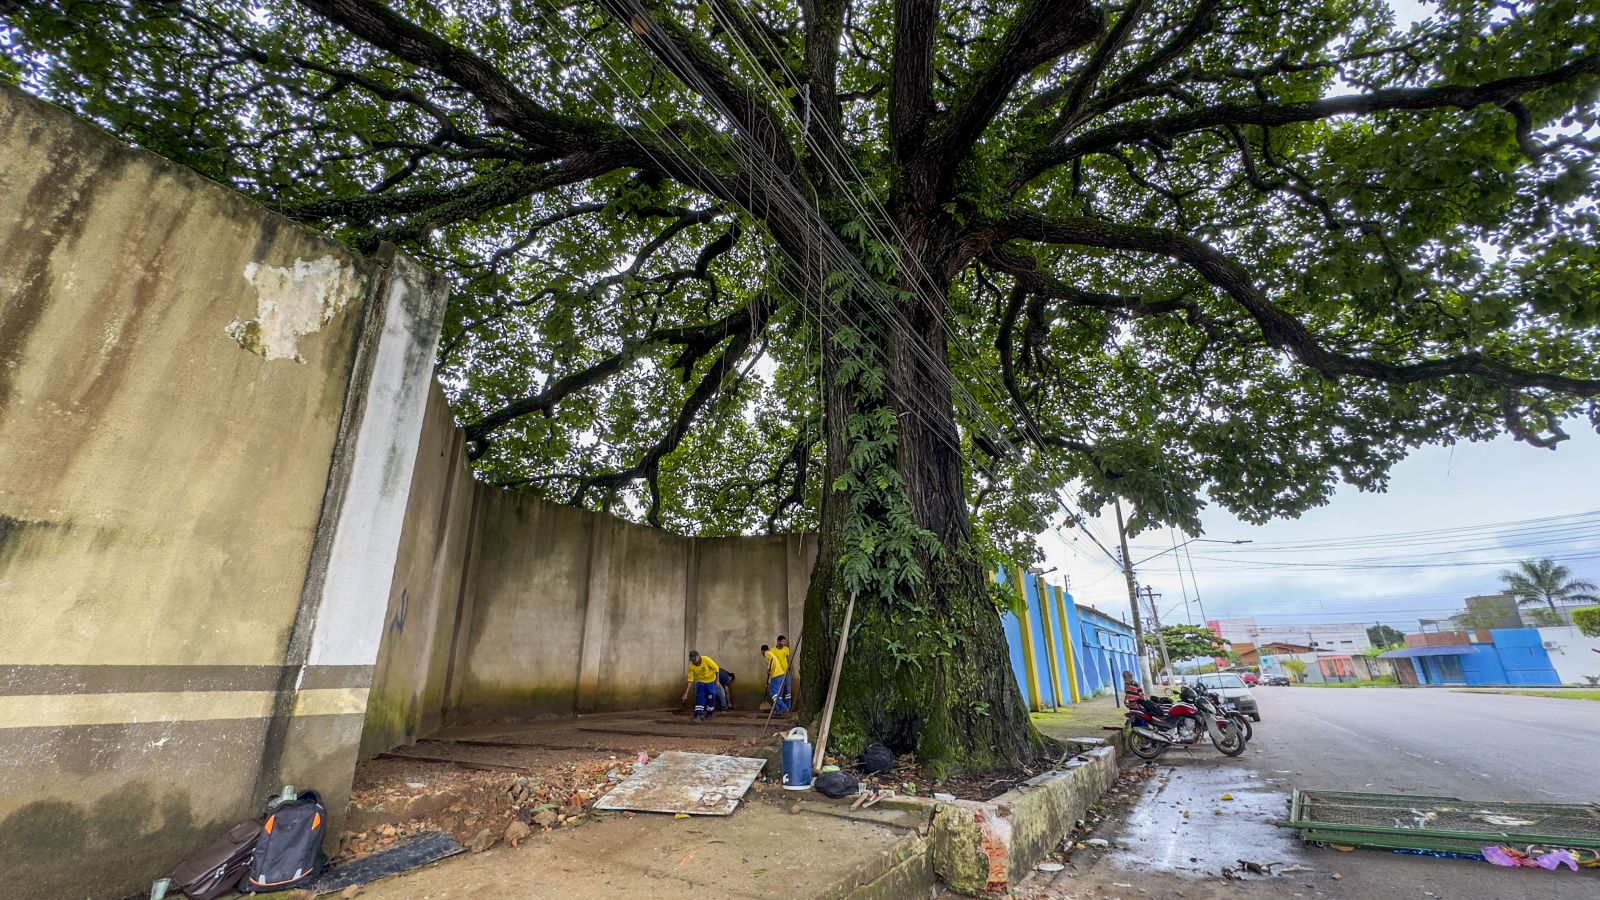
left=687, top=656, right=720, bottom=684
left=771, top=646, right=791, bottom=675
left=764, top=649, right=786, bottom=679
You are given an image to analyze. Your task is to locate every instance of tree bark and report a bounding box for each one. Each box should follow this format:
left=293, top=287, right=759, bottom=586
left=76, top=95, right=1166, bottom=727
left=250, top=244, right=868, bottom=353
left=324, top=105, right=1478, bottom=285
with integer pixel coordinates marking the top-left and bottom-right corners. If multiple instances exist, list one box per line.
left=796, top=234, right=1044, bottom=776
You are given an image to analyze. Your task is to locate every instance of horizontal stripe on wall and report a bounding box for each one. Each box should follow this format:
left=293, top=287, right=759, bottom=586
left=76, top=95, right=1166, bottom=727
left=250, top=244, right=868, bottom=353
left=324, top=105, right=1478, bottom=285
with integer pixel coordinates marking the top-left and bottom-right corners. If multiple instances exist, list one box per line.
left=0, top=687, right=369, bottom=729
left=0, top=664, right=372, bottom=696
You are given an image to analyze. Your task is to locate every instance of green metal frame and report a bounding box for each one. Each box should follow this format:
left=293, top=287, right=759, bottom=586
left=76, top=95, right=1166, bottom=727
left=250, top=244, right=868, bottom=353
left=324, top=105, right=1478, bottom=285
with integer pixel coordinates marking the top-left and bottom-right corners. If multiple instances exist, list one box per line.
left=1283, top=790, right=1600, bottom=855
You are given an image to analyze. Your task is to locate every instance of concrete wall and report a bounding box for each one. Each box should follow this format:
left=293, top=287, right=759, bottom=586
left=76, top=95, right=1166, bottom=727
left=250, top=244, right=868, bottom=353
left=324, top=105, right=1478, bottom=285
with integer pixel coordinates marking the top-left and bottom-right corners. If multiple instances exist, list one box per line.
left=0, top=85, right=446, bottom=898
left=410, top=487, right=815, bottom=728
left=0, top=80, right=817, bottom=897
left=1537, top=626, right=1600, bottom=685
left=358, top=382, right=478, bottom=757
left=360, top=382, right=818, bottom=750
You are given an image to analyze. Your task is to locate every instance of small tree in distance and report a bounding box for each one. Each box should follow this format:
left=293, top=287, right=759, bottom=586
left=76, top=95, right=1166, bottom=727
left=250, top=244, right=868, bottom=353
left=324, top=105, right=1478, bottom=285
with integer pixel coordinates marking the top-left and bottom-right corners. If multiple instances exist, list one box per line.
left=1145, top=624, right=1228, bottom=662
left=1571, top=606, right=1600, bottom=638
left=1367, top=625, right=1405, bottom=647
left=1282, top=659, right=1309, bottom=684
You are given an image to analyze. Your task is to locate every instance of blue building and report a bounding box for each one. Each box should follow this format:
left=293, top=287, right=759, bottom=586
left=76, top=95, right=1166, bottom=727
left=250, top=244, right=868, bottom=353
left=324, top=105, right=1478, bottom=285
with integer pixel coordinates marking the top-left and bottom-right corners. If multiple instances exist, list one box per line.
left=997, top=568, right=1138, bottom=710
left=1378, top=628, right=1561, bottom=686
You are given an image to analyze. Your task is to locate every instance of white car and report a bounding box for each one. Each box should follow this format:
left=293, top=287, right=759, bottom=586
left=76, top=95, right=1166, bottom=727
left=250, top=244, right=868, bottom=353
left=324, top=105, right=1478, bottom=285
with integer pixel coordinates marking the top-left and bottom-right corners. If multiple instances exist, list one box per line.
left=1192, top=672, right=1260, bottom=721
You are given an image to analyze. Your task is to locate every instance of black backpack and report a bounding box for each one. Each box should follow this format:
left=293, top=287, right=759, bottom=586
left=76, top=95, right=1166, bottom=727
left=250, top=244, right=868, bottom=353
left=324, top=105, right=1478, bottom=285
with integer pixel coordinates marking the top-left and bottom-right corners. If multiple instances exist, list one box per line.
left=860, top=743, right=895, bottom=775
left=241, top=790, right=328, bottom=893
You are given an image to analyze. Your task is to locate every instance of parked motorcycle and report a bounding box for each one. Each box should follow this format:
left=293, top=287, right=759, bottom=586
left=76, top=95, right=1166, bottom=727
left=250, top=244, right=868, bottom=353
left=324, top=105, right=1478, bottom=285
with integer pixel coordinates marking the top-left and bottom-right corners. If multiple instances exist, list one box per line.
left=1123, top=685, right=1247, bottom=759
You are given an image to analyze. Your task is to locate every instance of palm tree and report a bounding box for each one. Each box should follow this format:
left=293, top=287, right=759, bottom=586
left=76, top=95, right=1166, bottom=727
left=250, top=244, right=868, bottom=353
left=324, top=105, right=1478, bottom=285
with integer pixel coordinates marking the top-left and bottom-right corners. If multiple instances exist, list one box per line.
left=1499, top=559, right=1600, bottom=618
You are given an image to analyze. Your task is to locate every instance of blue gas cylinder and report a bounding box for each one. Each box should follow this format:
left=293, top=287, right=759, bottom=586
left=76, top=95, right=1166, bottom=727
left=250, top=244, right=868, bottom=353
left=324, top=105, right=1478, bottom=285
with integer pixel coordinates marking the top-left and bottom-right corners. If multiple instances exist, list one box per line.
left=781, top=727, right=813, bottom=791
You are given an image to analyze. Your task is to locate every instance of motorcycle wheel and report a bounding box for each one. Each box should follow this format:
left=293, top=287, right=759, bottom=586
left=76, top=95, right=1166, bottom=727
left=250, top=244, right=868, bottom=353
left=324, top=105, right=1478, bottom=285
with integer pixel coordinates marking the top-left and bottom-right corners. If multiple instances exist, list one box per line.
left=1231, top=715, right=1253, bottom=742
left=1126, top=727, right=1168, bottom=760
left=1214, top=723, right=1247, bottom=757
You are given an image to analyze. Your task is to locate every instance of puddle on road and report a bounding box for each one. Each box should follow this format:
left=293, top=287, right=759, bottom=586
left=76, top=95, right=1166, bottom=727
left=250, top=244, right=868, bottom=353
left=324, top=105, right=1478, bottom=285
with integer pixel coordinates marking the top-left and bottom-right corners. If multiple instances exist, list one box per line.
left=1102, top=759, right=1311, bottom=880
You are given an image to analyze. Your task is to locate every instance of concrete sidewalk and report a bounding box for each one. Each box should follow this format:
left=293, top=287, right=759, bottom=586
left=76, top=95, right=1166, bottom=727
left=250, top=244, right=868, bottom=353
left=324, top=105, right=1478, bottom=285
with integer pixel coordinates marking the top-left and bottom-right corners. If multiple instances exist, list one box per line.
left=352, top=784, right=932, bottom=899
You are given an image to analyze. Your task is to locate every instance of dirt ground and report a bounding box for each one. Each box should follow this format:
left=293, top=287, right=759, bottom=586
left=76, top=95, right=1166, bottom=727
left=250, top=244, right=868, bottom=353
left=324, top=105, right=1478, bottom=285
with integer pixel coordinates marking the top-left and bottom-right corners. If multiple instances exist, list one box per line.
left=350, top=784, right=927, bottom=900
left=342, top=709, right=787, bottom=859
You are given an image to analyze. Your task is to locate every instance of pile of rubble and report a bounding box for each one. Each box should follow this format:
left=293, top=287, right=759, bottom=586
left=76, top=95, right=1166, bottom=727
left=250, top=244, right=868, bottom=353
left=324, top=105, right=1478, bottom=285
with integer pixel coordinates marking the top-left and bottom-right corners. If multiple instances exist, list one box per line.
left=339, top=756, right=645, bottom=859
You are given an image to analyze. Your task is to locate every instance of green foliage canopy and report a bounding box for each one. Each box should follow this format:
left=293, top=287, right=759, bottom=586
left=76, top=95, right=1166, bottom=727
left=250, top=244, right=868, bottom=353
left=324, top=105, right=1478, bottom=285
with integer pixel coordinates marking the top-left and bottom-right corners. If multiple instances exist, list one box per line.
left=1572, top=605, right=1600, bottom=637
left=5, top=0, right=1599, bottom=560
left=1366, top=624, right=1406, bottom=646
left=1146, top=623, right=1228, bottom=661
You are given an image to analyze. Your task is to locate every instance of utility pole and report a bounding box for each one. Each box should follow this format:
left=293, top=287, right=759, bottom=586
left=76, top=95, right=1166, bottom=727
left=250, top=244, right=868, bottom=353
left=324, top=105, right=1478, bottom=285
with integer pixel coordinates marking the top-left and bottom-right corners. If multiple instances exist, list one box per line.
left=1114, top=499, right=1153, bottom=688
left=1143, top=585, right=1172, bottom=682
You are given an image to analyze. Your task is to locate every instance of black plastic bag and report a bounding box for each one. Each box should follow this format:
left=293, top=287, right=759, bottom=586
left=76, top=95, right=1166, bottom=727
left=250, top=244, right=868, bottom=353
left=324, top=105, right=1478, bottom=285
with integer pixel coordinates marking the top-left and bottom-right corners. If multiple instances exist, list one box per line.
left=860, top=743, right=895, bottom=775
left=813, top=771, right=860, bottom=798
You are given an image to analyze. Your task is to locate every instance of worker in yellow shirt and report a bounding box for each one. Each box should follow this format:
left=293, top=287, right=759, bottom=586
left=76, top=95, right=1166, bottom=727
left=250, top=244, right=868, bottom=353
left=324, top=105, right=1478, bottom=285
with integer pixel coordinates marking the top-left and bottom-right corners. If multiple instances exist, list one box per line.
left=761, top=642, right=790, bottom=715
left=682, top=651, right=721, bottom=720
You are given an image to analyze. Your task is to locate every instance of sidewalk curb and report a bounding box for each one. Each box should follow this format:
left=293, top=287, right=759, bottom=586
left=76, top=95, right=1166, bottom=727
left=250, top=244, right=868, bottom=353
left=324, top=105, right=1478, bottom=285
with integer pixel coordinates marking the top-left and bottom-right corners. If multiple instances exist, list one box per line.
left=927, top=741, right=1120, bottom=895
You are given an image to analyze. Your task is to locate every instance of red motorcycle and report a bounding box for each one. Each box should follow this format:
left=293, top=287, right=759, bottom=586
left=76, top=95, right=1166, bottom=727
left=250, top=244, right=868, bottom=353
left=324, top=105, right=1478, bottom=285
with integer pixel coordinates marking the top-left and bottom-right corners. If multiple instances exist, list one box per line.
left=1123, top=684, right=1247, bottom=759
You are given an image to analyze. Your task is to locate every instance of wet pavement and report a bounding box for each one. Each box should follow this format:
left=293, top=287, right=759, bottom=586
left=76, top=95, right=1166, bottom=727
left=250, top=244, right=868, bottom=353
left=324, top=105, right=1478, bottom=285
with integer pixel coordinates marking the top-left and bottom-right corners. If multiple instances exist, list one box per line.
left=1015, top=687, right=1600, bottom=899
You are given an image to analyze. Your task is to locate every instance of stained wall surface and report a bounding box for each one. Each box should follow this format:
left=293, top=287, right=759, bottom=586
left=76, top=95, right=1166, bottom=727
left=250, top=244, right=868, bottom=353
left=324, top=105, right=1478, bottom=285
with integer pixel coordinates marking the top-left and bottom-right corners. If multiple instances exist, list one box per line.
left=0, top=81, right=814, bottom=900
left=0, top=85, right=446, bottom=899
left=363, top=409, right=819, bottom=739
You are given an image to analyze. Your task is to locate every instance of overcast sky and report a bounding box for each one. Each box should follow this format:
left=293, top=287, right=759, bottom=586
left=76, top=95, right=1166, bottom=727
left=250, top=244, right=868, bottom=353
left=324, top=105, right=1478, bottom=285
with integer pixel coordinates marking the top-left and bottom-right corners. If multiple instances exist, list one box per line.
left=1045, top=430, right=1600, bottom=632
left=1038, top=0, right=1600, bottom=633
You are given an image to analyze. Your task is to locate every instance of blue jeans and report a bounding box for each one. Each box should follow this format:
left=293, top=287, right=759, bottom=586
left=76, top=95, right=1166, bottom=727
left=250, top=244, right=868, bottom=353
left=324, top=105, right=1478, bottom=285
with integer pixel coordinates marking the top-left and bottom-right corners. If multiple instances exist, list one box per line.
left=694, top=681, right=718, bottom=718
left=768, top=674, right=791, bottom=714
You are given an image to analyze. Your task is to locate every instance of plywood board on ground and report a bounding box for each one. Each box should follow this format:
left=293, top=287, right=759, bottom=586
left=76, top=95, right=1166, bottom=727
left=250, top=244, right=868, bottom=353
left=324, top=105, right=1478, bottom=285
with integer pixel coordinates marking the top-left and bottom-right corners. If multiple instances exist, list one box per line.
left=594, top=750, right=766, bottom=816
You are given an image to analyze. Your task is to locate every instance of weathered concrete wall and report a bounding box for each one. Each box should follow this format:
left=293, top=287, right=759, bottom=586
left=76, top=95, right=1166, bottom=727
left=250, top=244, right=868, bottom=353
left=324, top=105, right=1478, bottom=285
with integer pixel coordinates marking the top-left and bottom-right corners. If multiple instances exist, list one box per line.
left=0, top=85, right=445, bottom=899
left=358, top=381, right=478, bottom=757
left=454, top=506, right=814, bottom=723
left=359, top=388, right=819, bottom=748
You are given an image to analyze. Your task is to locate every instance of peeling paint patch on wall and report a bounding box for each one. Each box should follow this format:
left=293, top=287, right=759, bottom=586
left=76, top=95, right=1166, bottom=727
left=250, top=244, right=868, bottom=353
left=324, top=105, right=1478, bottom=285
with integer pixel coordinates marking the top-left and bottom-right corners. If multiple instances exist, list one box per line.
left=225, top=256, right=359, bottom=362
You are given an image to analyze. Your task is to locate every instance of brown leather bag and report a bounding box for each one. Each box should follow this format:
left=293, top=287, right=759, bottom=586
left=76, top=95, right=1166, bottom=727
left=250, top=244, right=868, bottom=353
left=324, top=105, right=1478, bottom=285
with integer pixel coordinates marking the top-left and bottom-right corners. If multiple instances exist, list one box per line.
left=171, top=818, right=263, bottom=900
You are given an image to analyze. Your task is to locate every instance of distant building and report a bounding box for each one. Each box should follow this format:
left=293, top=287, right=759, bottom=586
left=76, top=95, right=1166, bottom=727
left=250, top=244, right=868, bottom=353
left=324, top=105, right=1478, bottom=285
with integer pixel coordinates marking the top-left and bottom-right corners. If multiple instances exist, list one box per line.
left=1451, top=593, right=1523, bottom=630
left=1379, top=628, right=1561, bottom=686
left=1206, top=618, right=1371, bottom=654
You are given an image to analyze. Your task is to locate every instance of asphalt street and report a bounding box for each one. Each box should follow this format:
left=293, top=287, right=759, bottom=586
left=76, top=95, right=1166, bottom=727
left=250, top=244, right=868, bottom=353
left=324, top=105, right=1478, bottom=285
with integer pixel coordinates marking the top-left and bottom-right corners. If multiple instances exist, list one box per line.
left=1017, top=687, right=1600, bottom=900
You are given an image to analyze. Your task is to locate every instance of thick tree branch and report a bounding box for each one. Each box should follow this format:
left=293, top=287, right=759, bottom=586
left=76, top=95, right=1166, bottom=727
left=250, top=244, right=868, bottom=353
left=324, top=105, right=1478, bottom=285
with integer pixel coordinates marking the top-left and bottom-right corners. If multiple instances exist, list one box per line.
left=281, top=150, right=640, bottom=233
left=1028, top=0, right=1146, bottom=130
left=1015, top=51, right=1600, bottom=187
left=596, top=0, right=799, bottom=173
left=298, top=0, right=628, bottom=155
left=1093, top=0, right=1219, bottom=106
left=799, top=0, right=848, bottom=183
left=989, top=209, right=1600, bottom=404
left=464, top=295, right=767, bottom=451
left=927, top=0, right=1103, bottom=185
left=560, top=298, right=773, bottom=524
left=985, top=245, right=1230, bottom=340
left=889, top=0, right=939, bottom=162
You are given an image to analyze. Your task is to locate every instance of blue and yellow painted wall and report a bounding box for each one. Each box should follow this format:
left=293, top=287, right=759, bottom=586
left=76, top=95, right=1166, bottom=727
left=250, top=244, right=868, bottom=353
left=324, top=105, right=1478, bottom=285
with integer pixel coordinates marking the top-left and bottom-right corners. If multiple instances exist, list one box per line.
left=997, top=568, right=1138, bottom=710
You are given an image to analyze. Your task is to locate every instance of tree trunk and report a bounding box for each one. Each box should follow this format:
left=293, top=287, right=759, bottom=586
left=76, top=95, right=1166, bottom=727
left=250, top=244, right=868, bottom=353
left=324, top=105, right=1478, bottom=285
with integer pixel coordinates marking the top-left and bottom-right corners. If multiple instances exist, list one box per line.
left=796, top=234, right=1045, bottom=777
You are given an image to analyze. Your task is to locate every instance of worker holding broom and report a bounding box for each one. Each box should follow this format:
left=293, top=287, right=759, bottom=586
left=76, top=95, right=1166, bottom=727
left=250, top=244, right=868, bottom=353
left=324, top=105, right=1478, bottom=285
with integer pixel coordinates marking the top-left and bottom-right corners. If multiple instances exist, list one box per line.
left=682, top=651, right=721, bottom=720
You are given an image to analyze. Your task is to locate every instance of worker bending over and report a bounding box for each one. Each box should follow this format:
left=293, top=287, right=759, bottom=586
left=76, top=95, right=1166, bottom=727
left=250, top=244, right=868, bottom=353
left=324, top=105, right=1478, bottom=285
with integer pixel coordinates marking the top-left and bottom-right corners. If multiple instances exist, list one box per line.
left=682, top=651, right=721, bottom=720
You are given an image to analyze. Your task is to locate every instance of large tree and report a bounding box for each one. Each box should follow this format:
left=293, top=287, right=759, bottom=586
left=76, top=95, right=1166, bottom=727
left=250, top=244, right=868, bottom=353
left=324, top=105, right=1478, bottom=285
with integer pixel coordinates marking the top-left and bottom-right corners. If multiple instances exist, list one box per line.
left=6, top=0, right=1598, bottom=772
